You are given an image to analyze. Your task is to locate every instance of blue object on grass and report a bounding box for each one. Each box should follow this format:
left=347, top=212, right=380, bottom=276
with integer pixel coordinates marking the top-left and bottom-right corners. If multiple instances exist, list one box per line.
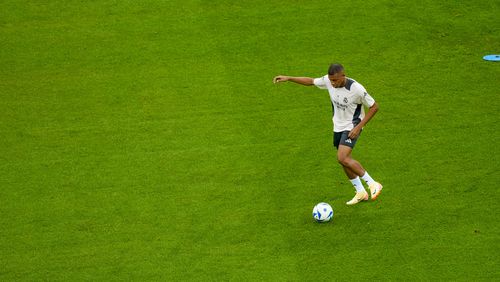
left=483, top=55, right=500, bottom=61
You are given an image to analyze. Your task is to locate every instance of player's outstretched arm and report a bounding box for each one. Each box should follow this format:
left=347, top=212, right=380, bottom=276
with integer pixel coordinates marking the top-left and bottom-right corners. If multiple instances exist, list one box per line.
left=273, top=75, right=314, bottom=86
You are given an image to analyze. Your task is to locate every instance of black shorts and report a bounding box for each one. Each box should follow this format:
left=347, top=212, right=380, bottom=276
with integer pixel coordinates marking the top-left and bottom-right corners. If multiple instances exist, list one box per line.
left=333, top=130, right=361, bottom=149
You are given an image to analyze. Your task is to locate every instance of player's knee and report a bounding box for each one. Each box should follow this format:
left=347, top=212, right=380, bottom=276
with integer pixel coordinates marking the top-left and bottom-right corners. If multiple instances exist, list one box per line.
left=337, top=155, right=350, bottom=166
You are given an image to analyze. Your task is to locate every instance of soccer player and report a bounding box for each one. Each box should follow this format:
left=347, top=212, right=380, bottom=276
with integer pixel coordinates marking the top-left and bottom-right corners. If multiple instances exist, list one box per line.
left=273, top=63, right=383, bottom=205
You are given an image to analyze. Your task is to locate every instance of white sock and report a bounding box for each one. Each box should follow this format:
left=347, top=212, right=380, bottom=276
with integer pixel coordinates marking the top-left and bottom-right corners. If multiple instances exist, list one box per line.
left=350, top=177, right=365, bottom=193
left=361, top=171, right=375, bottom=186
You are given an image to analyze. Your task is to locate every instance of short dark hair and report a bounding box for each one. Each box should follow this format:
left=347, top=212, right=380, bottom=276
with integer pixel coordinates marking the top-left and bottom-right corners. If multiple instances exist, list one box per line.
left=328, top=63, right=344, bottom=75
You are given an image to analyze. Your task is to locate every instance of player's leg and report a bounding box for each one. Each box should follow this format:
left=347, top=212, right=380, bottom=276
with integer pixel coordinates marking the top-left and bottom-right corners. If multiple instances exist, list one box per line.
left=335, top=132, right=365, bottom=188
left=334, top=132, right=365, bottom=204
left=337, top=144, right=368, bottom=205
left=338, top=138, right=383, bottom=201
left=340, top=153, right=363, bottom=188
left=337, top=144, right=366, bottom=177
left=342, top=165, right=357, bottom=179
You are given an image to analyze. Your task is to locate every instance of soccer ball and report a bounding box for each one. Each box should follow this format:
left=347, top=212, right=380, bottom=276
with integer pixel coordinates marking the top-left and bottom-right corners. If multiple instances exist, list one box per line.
left=313, top=202, right=333, bottom=222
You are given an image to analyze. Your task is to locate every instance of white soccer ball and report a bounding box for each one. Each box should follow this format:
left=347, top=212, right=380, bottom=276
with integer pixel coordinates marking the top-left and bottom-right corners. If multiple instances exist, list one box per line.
left=313, top=202, right=333, bottom=222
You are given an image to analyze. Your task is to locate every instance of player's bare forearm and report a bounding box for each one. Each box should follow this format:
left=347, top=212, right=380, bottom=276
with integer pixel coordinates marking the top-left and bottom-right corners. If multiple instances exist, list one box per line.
left=273, top=75, right=314, bottom=86
left=349, top=102, right=379, bottom=139
left=359, top=102, right=379, bottom=128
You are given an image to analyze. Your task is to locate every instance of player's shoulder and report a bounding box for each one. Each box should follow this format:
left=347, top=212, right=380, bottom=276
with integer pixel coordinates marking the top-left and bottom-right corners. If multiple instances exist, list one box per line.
left=346, top=77, right=366, bottom=92
left=344, top=77, right=358, bottom=90
left=314, top=74, right=328, bottom=83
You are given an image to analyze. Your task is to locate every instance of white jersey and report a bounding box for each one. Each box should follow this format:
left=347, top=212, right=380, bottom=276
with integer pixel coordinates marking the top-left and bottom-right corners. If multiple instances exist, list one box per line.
left=314, top=75, right=375, bottom=132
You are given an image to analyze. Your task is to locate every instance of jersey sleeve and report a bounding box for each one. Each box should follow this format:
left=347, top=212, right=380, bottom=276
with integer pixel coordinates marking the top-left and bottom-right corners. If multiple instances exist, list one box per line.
left=355, top=84, right=375, bottom=107
left=313, top=75, right=329, bottom=90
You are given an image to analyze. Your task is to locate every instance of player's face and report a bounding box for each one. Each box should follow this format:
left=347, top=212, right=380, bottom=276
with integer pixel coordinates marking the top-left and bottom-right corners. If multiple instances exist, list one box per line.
left=328, top=72, right=346, bottom=88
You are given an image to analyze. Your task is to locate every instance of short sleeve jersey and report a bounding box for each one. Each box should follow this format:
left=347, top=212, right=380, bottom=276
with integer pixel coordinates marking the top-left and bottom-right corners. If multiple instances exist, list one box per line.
left=313, top=75, right=375, bottom=132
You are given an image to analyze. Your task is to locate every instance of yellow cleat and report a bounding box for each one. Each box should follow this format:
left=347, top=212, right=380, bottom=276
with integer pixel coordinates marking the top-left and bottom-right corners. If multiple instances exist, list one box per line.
left=346, top=190, right=369, bottom=205
left=369, top=182, right=383, bottom=200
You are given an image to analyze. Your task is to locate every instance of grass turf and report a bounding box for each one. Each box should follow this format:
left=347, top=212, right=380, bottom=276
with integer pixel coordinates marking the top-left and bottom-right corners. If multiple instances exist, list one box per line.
left=1, top=0, right=499, bottom=280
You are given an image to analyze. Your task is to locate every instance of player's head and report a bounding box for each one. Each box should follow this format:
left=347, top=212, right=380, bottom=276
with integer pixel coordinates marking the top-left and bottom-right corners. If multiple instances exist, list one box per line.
left=328, top=63, right=346, bottom=88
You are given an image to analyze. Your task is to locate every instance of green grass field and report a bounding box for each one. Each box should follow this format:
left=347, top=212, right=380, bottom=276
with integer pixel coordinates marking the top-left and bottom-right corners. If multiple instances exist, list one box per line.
left=1, top=0, right=499, bottom=280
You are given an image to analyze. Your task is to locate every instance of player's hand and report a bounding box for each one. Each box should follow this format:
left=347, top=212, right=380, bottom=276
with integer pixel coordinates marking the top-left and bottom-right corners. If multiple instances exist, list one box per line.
left=348, top=125, right=362, bottom=139
left=273, top=75, right=289, bottom=84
